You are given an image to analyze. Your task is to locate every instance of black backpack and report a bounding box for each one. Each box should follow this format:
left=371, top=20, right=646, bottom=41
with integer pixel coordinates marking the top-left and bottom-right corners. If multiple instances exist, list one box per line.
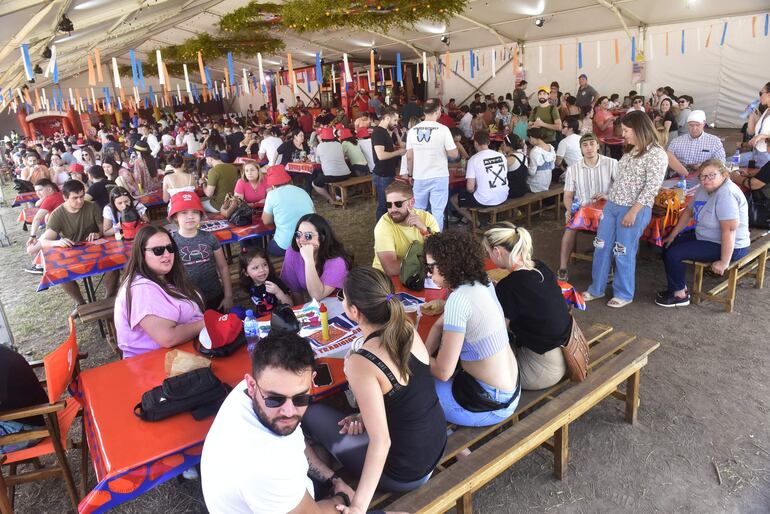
left=133, top=367, right=231, bottom=422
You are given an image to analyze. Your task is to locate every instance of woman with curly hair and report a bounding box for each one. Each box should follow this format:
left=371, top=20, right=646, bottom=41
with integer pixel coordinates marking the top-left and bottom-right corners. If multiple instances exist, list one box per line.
left=423, top=230, right=520, bottom=427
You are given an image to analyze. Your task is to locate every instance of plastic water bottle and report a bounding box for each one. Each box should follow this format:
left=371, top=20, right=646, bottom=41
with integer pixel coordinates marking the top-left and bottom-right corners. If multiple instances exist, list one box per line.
left=244, top=309, right=260, bottom=353
left=677, top=177, right=687, bottom=192
left=731, top=147, right=741, bottom=171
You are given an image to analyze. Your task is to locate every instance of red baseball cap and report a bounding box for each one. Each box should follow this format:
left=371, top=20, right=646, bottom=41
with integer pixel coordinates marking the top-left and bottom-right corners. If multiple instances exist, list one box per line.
left=168, top=191, right=204, bottom=218
left=264, top=164, right=291, bottom=188
left=338, top=128, right=354, bottom=140
left=69, top=163, right=84, bottom=173
left=320, top=127, right=335, bottom=141
left=76, top=138, right=85, bottom=146
left=355, top=127, right=370, bottom=139
left=199, top=310, right=244, bottom=349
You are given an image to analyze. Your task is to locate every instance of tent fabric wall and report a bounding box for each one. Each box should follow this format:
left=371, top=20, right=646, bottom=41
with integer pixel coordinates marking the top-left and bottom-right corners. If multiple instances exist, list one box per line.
left=427, top=12, right=770, bottom=128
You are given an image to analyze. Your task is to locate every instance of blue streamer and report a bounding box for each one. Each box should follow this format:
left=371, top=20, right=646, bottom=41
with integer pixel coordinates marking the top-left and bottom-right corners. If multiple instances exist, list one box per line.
left=681, top=30, right=685, bottom=54
left=192, top=83, right=200, bottom=103
left=315, top=53, right=322, bottom=86
left=138, top=60, right=145, bottom=91
left=470, top=50, right=475, bottom=79
left=227, top=52, right=235, bottom=87
left=52, top=60, right=58, bottom=84
left=148, top=85, right=154, bottom=107
left=454, top=60, right=459, bottom=73
left=58, top=87, right=64, bottom=110
left=765, top=14, right=768, bottom=36
left=631, top=37, right=636, bottom=62
left=21, top=44, right=34, bottom=81
left=720, top=22, right=728, bottom=46
left=204, top=66, right=212, bottom=89
left=396, top=53, right=402, bottom=83
left=130, top=49, right=138, bottom=85
left=578, top=42, right=583, bottom=69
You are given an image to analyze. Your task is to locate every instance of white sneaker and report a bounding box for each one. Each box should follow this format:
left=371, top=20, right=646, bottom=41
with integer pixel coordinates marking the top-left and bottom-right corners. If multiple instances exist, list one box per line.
left=182, top=467, right=199, bottom=480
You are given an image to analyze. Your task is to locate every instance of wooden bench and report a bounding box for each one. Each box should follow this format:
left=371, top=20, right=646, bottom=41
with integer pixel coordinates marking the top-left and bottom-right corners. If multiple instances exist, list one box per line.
left=372, top=323, right=659, bottom=513
left=684, top=232, right=770, bottom=313
left=468, top=185, right=564, bottom=233
left=76, top=298, right=120, bottom=357
left=328, top=175, right=373, bottom=209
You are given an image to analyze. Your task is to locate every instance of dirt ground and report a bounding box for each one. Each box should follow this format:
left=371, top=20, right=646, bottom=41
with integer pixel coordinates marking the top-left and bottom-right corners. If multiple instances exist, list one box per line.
left=1, top=141, right=768, bottom=513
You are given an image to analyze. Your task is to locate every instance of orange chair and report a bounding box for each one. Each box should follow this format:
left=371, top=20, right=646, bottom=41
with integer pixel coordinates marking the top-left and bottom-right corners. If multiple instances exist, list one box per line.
left=0, top=317, right=87, bottom=513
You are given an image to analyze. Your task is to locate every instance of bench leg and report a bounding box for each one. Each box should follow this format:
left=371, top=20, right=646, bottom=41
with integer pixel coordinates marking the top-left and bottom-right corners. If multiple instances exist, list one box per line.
left=625, top=370, right=641, bottom=424
left=554, top=424, right=569, bottom=480
left=691, top=265, right=704, bottom=305
left=755, top=250, right=767, bottom=289
left=725, top=267, right=738, bottom=313
left=456, top=492, right=473, bottom=514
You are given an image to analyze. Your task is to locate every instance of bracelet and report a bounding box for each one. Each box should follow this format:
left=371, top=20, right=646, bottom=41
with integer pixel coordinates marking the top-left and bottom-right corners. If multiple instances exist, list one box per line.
left=335, top=492, right=351, bottom=507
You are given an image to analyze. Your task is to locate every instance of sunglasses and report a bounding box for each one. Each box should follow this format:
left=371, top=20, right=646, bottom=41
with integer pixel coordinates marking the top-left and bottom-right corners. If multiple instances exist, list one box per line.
left=255, top=382, right=312, bottom=408
left=385, top=200, right=407, bottom=209
left=425, top=261, right=437, bottom=274
left=294, top=231, right=317, bottom=241
left=336, top=289, right=345, bottom=302
left=144, top=244, right=175, bottom=256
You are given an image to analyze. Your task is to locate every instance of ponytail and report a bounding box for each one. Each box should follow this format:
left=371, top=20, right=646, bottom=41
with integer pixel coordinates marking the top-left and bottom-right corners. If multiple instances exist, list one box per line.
left=483, top=222, right=541, bottom=278
left=343, top=267, right=413, bottom=379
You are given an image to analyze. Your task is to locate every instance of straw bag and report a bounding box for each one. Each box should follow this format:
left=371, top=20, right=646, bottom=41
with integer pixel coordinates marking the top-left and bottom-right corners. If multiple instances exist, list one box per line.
left=652, top=189, right=684, bottom=228
left=562, top=316, right=590, bottom=382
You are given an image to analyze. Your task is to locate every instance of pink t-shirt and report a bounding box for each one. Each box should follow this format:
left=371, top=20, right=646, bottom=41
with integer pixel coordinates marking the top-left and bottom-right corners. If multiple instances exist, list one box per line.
left=234, top=178, right=268, bottom=204
left=114, top=275, right=203, bottom=358
left=279, top=247, right=349, bottom=297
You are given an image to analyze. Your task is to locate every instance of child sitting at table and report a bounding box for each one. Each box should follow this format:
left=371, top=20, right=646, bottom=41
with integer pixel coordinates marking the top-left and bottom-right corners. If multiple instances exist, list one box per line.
left=102, top=187, right=149, bottom=239
left=527, top=128, right=556, bottom=193
left=168, top=192, right=233, bottom=312
left=239, top=247, right=291, bottom=315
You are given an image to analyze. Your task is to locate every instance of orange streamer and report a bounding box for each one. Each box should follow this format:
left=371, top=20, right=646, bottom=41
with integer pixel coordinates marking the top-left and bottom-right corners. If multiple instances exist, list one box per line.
left=444, top=50, right=450, bottom=78
left=665, top=33, right=669, bottom=55
left=559, top=44, right=564, bottom=70
left=94, top=48, right=103, bottom=82
left=705, top=28, right=712, bottom=47
left=513, top=45, right=519, bottom=74
left=87, top=55, right=95, bottom=86
left=33, top=89, right=41, bottom=109
left=370, top=50, right=375, bottom=84
left=287, top=53, right=295, bottom=87
left=197, top=52, right=206, bottom=85
left=752, top=16, right=756, bottom=38
left=614, top=39, right=619, bottom=64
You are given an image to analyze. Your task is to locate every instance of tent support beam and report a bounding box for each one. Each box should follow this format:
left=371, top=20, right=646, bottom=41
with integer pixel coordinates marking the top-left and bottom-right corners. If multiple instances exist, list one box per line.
left=454, top=14, right=512, bottom=46
left=456, top=55, right=514, bottom=107
left=596, top=0, right=634, bottom=40
left=364, top=29, right=425, bottom=59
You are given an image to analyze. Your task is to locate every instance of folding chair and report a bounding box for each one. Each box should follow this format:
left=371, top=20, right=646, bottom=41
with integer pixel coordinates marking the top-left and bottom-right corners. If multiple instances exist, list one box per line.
left=0, top=317, right=87, bottom=513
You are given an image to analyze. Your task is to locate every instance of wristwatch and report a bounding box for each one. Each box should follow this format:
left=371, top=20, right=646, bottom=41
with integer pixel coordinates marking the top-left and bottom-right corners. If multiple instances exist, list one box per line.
left=334, top=492, right=351, bottom=507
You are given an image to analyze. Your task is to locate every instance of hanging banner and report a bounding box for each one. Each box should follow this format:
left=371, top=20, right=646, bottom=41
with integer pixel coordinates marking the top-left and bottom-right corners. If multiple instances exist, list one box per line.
left=578, top=42, right=583, bottom=69
left=112, top=57, right=121, bottom=88
left=331, top=63, right=337, bottom=93
left=138, top=60, right=145, bottom=91
left=422, top=52, right=428, bottom=81
left=470, top=49, right=475, bottom=78
left=559, top=44, right=564, bottom=70
left=614, top=39, right=619, bottom=64
left=183, top=64, right=191, bottom=93
left=94, top=48, right=104, bottom=82
left=631, top=60, right=646, bottom=84
left=665, top=32, right=669, bottom=56
left=720, top=22, right=728, bottom=46
left=157, top=50, right=165, bottom=84
left=705, top=28, right=712, bottom=48
left=370, top=50, right=375, bottom=84
left=44, top=45, right=56, bottom=78
left=87, top=54, right=95, bottom=85
left=631, top=36, right=636, bottom=62
left=396, top=53, right=403, bottom=84
left=491, top=48, right=496, bottom=77
left=227, top=52, right=235, bottom=89
left=315, top=53, right=322, bottom=87
left=343, top=53, right=352, bottom=82
left=130, top=49, right=139, bottom=85
left=681, top=30, right=685, bottom=54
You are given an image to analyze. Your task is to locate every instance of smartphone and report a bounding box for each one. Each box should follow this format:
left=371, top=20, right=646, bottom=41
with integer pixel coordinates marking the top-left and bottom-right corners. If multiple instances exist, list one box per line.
left=312, top=363, right=333, bottom=388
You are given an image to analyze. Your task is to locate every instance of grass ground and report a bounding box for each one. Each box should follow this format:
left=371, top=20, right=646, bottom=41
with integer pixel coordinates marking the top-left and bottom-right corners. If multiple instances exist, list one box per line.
left=1, top=132, right=768, bottom=513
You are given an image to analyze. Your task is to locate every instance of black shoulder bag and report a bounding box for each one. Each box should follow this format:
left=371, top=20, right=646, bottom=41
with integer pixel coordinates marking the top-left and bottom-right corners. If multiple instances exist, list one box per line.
left=746, top=178, right=770, bottom=229
left=228, top=201, right=254, bottom=227
left=134, top=367, right=231, bottom=422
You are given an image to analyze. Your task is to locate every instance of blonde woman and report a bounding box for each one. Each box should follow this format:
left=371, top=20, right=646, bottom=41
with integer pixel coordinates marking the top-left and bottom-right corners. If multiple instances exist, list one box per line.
left=483, top=222, right=571, bottom=390
left=233, top=160, right=268, bottom=205
left=583, top=110, right=668, bottom=307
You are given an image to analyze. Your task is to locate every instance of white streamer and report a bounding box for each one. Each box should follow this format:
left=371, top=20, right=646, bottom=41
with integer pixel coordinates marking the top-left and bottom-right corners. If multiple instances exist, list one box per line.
left=112, top=57, right=121, bottom=88
left=343, top=54, right=352, bottom=82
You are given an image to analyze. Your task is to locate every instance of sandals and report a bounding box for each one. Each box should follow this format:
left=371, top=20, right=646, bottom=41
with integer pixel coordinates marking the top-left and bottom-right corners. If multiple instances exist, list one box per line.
left=606, top=297, right=633, bottom=308
left=581, top=291, right=605, bottom=302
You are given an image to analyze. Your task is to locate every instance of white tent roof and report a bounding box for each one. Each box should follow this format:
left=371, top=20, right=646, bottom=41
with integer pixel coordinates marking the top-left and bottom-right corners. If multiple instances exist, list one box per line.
left=0, top=0, right=767, bottom=91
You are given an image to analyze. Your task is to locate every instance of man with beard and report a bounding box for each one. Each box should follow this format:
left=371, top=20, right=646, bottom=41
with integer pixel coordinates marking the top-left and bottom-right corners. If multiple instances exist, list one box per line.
left=371, top=107, right=406, bottom=220
left=528, top=86, right=562, bottom=145
left=372, top=180, right=438, bottom=276
left=201, top=332, right=354, bottom=513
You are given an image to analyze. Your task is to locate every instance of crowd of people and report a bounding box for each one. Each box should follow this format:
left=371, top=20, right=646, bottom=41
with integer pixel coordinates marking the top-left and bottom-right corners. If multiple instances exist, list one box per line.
left=2, top=76, right=769, bottom=513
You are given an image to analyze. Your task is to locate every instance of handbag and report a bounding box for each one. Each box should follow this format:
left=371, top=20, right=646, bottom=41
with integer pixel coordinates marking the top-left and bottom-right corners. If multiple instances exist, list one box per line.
left=746, top=178, right=770, bottom=229
left=228, top=201, right=254, bottom=227
left=652, top=189, right=684, bottom=228
left=219, top=193, right=239, bottom=218
left=561, top=316, right=590, bottom=382
left=399, top=240, right=426, bottom=291
left=451, top=369, right=518, bottom=413
left=270, top=303, right=300, bottom=333
left=133, top=367, right=231, bottom=422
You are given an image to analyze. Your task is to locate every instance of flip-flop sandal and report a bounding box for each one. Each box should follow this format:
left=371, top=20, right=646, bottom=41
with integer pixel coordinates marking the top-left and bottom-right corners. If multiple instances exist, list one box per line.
left=607, top=297, right=633, bottom=308
left=581, top=291, right=605, bottom=302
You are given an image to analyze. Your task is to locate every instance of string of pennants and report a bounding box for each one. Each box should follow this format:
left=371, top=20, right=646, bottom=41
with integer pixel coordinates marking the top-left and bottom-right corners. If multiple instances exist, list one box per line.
left=2, top=14, right=768, bottom=115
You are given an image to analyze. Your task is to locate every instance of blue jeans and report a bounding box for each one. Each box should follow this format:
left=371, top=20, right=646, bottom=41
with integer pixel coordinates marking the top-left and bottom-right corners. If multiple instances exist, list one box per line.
left=373, top=174, right=395, bottom=221
left=588, top=201, right=652, bottom=301
left=413, top=177, right=449, bottom=231
left=662, top=231, right=749, bottom=291
left=267, top=238, right=286, bottom=257
left=434, top=375, right=520, bottom=427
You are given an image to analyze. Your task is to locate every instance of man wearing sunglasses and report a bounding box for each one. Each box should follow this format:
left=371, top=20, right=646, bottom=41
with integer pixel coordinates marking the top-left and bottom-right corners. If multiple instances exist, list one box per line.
left=372, top=180, right=438, bottom=276
left=202, top=332, right=355, bottom=513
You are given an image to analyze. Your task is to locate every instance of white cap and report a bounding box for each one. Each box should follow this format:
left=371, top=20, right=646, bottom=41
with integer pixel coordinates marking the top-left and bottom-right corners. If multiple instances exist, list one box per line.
left=687, top=110, right=707, bottom=125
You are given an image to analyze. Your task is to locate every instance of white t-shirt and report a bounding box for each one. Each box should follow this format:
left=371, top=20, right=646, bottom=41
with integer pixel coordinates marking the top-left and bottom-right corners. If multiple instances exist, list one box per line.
left=277, top=102, right=289, bottom=116
left=201, top=380, right=314, bottom=514
left=556, top=133, right=582, bottom=168
left=184, top=133, right=202, bottom=153
left=161, top=134, right=175, bottom=147
left=315, top=141, right=350, bottom=177
left=459, top=112, right=473, bottom=139
left=259, top=136, right=283, bottom=166
left=406, top=121, right=456, bottom=180
left=466, top=148, right=509, bottom=205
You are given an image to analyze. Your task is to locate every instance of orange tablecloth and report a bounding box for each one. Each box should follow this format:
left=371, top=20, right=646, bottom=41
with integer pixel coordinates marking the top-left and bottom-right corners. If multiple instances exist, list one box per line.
left=12, top=191, right=38, bottom=207
left=18, top=207, right=39, bottom=224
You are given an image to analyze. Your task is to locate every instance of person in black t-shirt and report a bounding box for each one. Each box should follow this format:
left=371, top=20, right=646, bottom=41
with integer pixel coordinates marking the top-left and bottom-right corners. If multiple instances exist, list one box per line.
left=482, top=222, right=571, bottom=390
left=85, top=164, right=110, bottom=209
left=371, top=107, right=406, bottom=221
left=0, top=345, right=49, bottom=453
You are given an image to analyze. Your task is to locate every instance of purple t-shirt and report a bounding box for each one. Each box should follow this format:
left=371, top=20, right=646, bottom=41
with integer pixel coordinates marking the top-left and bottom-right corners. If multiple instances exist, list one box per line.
left=279, top=247, right=348, bottom=296
left=114, top=275, right=204, bottom=358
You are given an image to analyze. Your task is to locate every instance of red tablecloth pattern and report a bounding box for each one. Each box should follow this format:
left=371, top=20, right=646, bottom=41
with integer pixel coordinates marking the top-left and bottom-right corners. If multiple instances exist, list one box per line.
left=13, top=191, right=38, bottom=207
left=286, top=161, right=321, bottom=174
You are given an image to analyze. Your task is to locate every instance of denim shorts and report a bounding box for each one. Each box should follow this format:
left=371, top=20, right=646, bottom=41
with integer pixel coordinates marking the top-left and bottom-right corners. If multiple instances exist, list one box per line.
left=434, top=375, right=520, bottom=427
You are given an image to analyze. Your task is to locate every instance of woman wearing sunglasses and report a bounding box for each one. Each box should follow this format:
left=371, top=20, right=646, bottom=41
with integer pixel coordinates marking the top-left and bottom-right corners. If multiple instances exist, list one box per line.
left=303, top=267, right=446, bottom=513
left=423, top=230, right=520, bottom=427
left=656, top=160, right=750, bottom=307
left=114, top=225, right=205, bottom=358
left=280, top=214, right=353, bottom=304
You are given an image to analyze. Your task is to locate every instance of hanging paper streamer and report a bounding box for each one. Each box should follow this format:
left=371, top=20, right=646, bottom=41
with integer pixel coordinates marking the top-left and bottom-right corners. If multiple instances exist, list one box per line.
left=156, top=50, right=165, bottom=84
left=578, top=42, right=583, bottom=69
left=257, top=53, right=266, bottom=92
left=343, top=53, right=352, bottom=82
left=614, top=39, right=619, bottom=64
left=315, top=53, right=322, bottom=87
left=705, top=28, right=712, bottom=48
left=396, top=53, right=403, bottom=84
left=34, top=89, right=41, bottom=110
left=369, top=50, right=375, bottom=84
left=331, top=63, right=336, bottom=93
left=129, top=49, right=139, bottom=86
left=112, top=57, right=121, bottom=88
left=681, top=30, right=685, bottom=54
left=765, top=14, right=769, bottom=37
left=205, top=66, right=213, bottom=92
left=44, top=45, right=56, bottom=78
left=94, top=48, right=104, bottom=82
left=631, top=36, right=636, bottom=62
left=287, top=52, right=296, bottom=94
left=476, top=52, right=480, bottom=72
left=491, top=48, right=496, bottom=77
left=183, top=64, right=191, bottom=94
left=513, top=44, right=519, bottom=73
left=227, top=52, right=235, bottom=90
left=41, top=89, right=47, bottom=110
left=752, top=16, right=756, bottom=38
left=470, top=50, right=475, bottom=79
left=422, top=52, right=428, bottom=81
left=87, top=54, right=95, bottom=85
left=138, top=60, right=145, bottom=91
left=596, top=40, right=602, bottom=67
left=559, top=44, right=564, bottom=70
left=538, top=46, right=542, bottom=74
left=720, top=22, right=728, bottom=46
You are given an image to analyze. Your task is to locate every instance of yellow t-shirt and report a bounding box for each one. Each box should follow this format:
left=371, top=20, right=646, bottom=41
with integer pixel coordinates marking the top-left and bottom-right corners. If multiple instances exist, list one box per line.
left=372, top=209, right=439, bottom=272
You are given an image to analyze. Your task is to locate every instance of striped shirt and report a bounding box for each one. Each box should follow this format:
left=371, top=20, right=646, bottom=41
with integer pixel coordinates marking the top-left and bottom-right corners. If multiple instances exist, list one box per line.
left=444, top=282, right=509, bottom=361
left=667, top=131, right=726, bottom=166
left=564, top=154, right=618, bottom=205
